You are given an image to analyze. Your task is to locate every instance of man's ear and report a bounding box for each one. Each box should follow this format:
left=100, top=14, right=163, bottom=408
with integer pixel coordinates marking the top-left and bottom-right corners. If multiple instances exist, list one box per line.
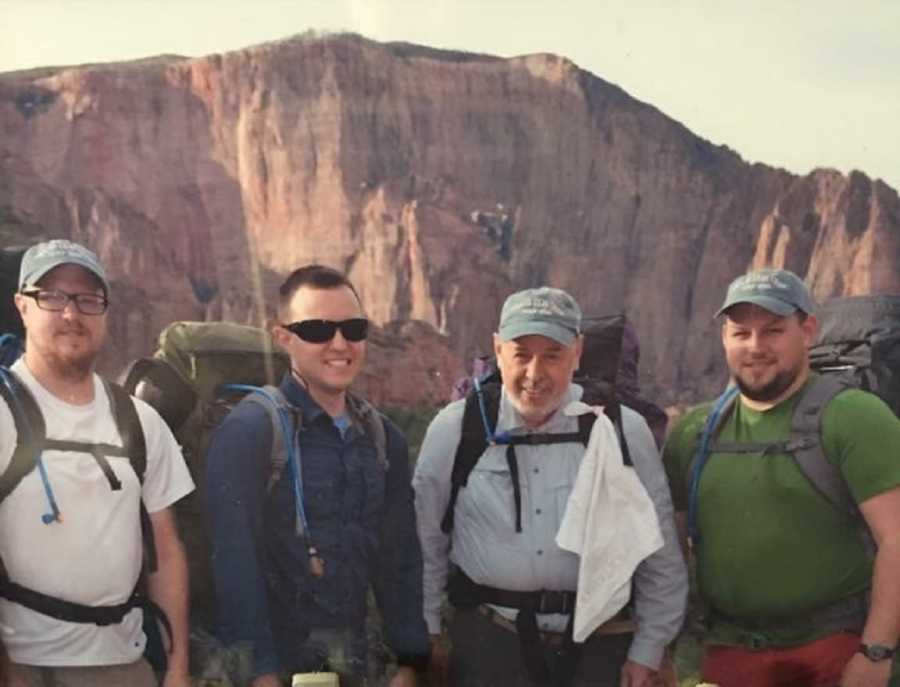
left=801, top=314, right=819, bottom=348
left=13, top=292, right=28, bottom=319
left=572, top=334, right=584, bottom=366
left=271, top=323, right=290, bottom=353
left=493, top=333, right=504, bottom=358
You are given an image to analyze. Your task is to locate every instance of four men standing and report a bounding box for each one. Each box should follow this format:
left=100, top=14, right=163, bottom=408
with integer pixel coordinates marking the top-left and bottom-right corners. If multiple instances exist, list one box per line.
left=3, top=241, right=896, bottom=687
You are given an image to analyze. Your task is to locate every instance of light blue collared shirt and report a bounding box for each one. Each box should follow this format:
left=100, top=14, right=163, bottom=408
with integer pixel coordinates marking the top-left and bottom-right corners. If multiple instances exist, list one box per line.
left=412, top=383, right=688, bottom=670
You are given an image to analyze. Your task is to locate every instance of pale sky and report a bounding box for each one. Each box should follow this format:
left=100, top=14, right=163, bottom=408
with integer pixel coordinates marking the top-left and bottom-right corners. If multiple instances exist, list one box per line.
left=2, top=0, right=899, bottom=190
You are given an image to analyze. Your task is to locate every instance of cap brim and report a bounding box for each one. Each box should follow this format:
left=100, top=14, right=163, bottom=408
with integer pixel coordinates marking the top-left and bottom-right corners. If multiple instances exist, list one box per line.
left=498, top=321, right=577, bottom=346
left=716, top=294, right=797, bottom=318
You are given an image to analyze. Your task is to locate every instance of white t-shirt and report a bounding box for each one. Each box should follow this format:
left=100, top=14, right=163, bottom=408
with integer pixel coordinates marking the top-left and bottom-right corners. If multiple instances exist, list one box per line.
left=0, top=360, right=195, bottom=666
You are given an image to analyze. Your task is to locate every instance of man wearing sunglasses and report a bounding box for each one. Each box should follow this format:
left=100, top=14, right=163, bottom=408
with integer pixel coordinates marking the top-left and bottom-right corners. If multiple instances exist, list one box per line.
left=206, top=265, right=429, bottom=687
left=0, top=239, right=194, bottom=687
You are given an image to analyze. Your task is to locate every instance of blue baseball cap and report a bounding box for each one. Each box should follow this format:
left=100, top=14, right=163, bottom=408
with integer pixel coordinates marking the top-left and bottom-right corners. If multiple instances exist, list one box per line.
left=716, top=268, right=814, bottom=318
left=498, top=287, right=582, bottom=345
left=19, top=239, right=109, bottom=294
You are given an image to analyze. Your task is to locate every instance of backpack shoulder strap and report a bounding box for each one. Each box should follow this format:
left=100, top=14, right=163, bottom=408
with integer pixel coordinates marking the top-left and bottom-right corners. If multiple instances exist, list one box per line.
left=440, top=381, right=501, bottom=534
left=686, top=388, right=739, bottom=485
left=102, top=379, right=158, bottom=573
left=243, top=385, right=301, bottom=493
left=104, top=380, right=147, bottom=482
left=0, top=335, right=24, bottom=368
left=0, top=367, right=46, bottom=504
left=789, top=375, right=857, bottom=517
left=598, top=401, right=634, bottom=467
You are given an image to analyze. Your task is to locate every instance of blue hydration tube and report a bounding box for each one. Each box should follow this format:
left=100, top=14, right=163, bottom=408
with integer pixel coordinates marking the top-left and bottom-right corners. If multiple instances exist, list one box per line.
left=224, top=384, right=311, bottom=540
left=0, top=367, right=62, bottom=524
left=687, top=385, right=739, bottom=544
left=473, top=376, right=512, bottom=446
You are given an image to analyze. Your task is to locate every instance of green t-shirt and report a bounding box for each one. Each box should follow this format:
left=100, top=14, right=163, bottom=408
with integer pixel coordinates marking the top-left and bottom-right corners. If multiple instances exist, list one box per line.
left=664, top=376, right=900, bottom=646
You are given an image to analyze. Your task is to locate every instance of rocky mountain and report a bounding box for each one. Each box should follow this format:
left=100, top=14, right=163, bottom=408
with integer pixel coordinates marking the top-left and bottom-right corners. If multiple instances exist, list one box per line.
left=2, top=32, right=898, bottom=407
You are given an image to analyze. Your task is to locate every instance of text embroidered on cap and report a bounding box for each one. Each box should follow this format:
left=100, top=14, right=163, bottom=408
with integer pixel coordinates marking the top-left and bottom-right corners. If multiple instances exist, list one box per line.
left=740, top=272, right=792, bottom=292
left=512, top=295, right=568, bottom=317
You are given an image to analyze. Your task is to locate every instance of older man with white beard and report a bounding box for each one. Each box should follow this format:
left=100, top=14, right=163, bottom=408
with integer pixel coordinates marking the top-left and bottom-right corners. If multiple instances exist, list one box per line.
left=413, top=287, right=686, bottom=687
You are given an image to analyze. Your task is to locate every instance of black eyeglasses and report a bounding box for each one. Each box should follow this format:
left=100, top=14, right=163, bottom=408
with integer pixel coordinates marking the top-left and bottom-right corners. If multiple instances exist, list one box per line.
left=283, top=318, right=369, bottom=343
left=21, top=288, right=109, bottom=316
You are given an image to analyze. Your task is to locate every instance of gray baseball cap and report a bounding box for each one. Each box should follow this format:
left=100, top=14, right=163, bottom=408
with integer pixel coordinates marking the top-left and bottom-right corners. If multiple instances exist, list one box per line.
left=716, top=268, right=814, bottom=318
left=18, top=239, right=109, bottom=294
left=498, top=286, right=582, bottom=345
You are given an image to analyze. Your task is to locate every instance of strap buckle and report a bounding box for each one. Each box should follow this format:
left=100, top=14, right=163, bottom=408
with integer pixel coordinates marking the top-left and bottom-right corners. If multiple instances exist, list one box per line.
left=537, top=590, right=572, bottom=615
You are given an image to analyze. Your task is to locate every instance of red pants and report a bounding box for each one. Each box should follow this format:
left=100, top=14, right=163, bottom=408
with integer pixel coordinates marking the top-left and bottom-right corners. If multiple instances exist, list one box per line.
left=702, top=633, right=860, bottom=687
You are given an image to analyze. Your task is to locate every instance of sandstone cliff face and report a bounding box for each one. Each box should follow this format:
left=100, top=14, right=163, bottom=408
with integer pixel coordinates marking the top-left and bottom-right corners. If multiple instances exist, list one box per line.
left=2, top=34, right=898, bottom=406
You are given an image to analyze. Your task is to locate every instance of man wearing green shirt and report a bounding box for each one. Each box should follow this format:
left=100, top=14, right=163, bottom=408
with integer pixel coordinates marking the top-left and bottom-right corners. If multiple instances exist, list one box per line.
left=664, top=268, right=900, bottom=687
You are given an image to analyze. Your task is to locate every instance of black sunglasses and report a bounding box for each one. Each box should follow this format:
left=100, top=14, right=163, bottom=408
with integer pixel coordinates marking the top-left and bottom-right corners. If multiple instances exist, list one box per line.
left=283, top=318, right=369, bottom=343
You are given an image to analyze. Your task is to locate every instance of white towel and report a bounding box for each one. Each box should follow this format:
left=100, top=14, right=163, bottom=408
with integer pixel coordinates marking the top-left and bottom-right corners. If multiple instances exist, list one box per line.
left=555, top=401, right=663, bottom=642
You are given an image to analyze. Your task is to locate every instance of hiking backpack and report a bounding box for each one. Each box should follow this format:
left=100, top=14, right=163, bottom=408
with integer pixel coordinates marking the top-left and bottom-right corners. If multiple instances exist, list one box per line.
left=0, top=247, right=27, bottom=367
left=121, top=320, right=388, bottom=630
left=121, top=321, right=290, bottom=629
left=442, top=314, right=664, bottom=535
left=810, top=295, right=900, bottom=415
left=687, top=294, right=900, bottom=544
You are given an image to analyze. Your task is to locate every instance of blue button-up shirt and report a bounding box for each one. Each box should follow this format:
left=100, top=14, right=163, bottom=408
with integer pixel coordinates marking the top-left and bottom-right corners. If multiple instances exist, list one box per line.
left=206, top=374, right=428, bottom=676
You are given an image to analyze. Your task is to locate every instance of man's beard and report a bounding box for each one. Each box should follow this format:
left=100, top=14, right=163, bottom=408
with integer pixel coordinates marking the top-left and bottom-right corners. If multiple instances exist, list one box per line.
left=35, top=331, right=99, bottom=382
left=734, top=367, right=799, bottom=403
left=508, top=385, right=567, bottom=426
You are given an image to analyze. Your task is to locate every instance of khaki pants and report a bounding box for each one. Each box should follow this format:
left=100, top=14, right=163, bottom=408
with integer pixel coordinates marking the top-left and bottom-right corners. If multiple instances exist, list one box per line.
left=10, top=658, right=157, bottom=687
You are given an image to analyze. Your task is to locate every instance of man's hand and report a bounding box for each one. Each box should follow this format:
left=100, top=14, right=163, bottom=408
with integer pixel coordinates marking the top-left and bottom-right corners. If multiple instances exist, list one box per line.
left=840, top=652, right=891, bottom=687
left=388, top=666, right=417, bottom=687
left=252, top=673, right=283, bottom=687
left=428, top=633, right=450, bottom=687
left=4, top=666, right=28, bottom=687
left=619, top=660, right=660, bottom=687
left=160, top=668, right=193, bottom=687
left=656, top=652, right=679, bottom=687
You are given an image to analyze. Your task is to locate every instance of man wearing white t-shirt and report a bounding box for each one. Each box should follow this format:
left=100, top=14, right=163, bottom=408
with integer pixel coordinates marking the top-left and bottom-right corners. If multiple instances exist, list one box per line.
left=0, top=240, right=194, bottom=687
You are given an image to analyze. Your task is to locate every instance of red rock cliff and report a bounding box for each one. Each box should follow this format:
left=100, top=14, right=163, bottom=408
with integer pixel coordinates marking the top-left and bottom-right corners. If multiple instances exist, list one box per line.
left=2, top=33, right=898, bottom=405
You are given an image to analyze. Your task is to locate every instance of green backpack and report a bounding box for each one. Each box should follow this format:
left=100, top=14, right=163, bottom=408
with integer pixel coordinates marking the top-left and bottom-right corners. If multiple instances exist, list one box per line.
left=122, top=321, right=291, bottom=628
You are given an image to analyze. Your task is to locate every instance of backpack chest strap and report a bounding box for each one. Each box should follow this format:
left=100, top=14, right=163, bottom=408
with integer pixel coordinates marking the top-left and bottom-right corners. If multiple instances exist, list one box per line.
left=503, top=431, right=582, bottom=446
left=501, top=431, right=587, bottom=533
left=709, top=440, right=790, bottom=455
left=448, top=566, right=577, bottom=614
left=41, top=439, right=134, bottom=491
left=442, top=386, right=609, bottom=536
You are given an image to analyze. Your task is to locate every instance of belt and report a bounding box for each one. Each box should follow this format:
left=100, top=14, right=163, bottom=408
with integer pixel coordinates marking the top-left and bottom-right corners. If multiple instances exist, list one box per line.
left=448, top=567, right=579, bottom=614
left=476, top=604, right=636, bottom=644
